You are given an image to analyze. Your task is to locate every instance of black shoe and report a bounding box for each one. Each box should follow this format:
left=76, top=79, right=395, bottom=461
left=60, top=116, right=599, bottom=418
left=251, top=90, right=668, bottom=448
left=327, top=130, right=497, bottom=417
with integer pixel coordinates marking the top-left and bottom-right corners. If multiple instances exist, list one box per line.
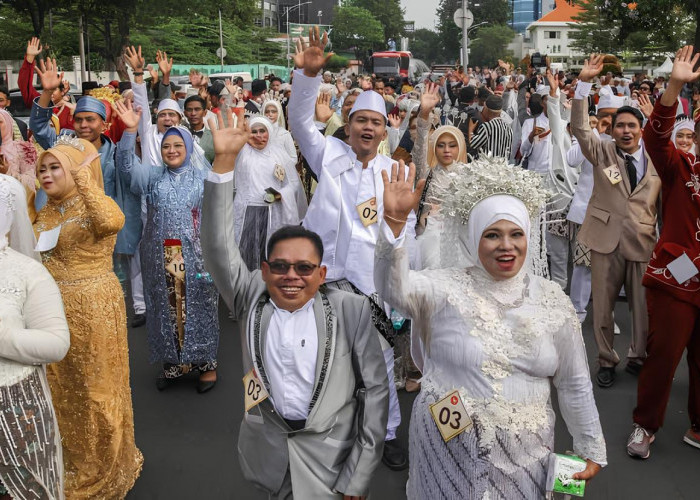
left=131, top=313, right=146, bottom=328
left=197, top=378, right=217, bottom=394
left=596, top=367, right=616, bottom=388
left=156, top=376, right=172, bottom=391
left=625, top=360, right=643, bottom=376
left=382, top=438, right=408, bottom=471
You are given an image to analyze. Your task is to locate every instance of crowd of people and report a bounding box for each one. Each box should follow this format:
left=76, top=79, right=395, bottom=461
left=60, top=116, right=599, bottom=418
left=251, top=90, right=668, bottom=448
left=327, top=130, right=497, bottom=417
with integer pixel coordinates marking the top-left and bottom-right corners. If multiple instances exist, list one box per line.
left=0, top=25, right=699, bottom=499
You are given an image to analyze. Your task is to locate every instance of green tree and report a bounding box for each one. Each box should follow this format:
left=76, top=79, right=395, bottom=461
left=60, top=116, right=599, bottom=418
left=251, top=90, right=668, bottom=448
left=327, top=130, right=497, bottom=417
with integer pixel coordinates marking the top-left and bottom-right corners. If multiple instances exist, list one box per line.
left=346, top=0, right=405, bottom=43
left=569, top=0, right=694, bottom=56
left=468, top=24, right=515, bottom=67
left=409, top=29, right=444, bottom=65
left=331, top=5, right=384, bottom=62
left=436, top=0, right=511, bottom=65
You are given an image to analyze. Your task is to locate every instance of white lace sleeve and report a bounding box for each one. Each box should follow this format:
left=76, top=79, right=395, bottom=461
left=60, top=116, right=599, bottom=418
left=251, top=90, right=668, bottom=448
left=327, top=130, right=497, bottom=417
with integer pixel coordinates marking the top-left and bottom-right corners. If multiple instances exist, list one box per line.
left=413, top=116, right=430, bottom=179
left=374, top=222, right=444, bottom=320
left=552, top=297, right=608, bottom=467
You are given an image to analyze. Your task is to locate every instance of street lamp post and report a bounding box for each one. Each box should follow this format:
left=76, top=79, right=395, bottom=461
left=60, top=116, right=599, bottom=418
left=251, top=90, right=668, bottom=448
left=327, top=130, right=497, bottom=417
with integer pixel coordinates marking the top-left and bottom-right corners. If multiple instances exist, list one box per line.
left=284, top=1, right=312, bottom=70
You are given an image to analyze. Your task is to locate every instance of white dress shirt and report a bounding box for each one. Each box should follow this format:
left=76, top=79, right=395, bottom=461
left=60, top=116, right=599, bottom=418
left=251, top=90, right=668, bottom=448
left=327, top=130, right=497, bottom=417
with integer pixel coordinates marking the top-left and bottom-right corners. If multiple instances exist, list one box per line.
left=265, top=298, right=318, bottom=421
left=626, top=143, right=647, bottom=184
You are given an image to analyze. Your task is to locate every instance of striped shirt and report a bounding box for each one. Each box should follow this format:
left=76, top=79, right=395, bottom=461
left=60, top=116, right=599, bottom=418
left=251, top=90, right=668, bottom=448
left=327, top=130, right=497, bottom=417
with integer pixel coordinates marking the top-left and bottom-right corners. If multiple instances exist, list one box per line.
left=469, top=117, right=513, bottom=159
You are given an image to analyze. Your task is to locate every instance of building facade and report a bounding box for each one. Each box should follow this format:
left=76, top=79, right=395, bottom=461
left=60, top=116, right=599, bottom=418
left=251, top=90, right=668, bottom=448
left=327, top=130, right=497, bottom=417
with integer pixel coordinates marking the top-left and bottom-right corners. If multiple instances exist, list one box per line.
left=526, top=0, right=585, bottom=70
left=511, top=0, right=541, bottom=34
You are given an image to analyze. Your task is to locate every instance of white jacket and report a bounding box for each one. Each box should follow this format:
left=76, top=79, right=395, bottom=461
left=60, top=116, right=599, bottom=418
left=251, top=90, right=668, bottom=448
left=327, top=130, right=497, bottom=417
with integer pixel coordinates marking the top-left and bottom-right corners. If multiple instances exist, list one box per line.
left=288, top=70, right=418, bottom=295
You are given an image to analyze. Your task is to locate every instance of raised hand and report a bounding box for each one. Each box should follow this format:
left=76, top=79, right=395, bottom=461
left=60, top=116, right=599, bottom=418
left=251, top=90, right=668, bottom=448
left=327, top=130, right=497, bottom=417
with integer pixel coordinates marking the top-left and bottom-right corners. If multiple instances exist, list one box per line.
left=113, top=98, right=143, bottom=131
left=72, top=151, right=101, bottom=177
left=336, top=78, right=346, bottom=94
left=670, top=45, right=700, bottom=84
left=315, top=92, right=333, bottom=123
left=388, top=113, right=401, bottom=129
left=146, top=64, right=158, bottom=82
left=419, top=82, right=441, bottom=119
left=26, top=37, right=42, bottom=63
left=293, top=26, right=334, bottom=78
left=211, top=108, right=250, bottom=173
left=579, top=54, right=604, bottom=82
left=156, top=50, right=173, bottom=76
left=382, top=160, right=425, bottom=237
left=637, top=93, right=653, bottom=118
left=124, top=45, right=145, bottom=72
left=34, top=58, right=64, bottom=91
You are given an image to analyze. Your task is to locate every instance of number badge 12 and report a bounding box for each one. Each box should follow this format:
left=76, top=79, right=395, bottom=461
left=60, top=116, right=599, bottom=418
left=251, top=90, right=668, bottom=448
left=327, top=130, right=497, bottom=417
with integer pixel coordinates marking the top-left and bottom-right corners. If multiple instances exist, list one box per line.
left=429, top=390, right=473, bottom=442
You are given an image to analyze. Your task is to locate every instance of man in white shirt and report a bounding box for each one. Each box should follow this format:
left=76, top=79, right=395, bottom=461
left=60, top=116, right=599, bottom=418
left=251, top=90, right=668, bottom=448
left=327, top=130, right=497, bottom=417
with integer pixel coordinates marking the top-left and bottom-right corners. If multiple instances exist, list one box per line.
left=201, top=111, right=389, bottom=499
left=287, top=27, right=416, bottom=471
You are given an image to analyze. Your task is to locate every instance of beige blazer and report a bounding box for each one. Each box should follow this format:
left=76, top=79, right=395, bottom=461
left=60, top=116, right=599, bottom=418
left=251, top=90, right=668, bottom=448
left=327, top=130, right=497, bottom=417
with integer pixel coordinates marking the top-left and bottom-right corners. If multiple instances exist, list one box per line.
left=571, top=99, right=661, bottom=261
left=200, top=178, right=389, bottom=498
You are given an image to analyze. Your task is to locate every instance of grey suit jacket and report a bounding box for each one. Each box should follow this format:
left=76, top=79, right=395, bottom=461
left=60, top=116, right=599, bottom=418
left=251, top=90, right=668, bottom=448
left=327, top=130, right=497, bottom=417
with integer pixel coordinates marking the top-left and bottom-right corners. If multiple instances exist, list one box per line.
left=571, top=98, right=661, bottom=261
left=200, top=178, right=389, bottom=498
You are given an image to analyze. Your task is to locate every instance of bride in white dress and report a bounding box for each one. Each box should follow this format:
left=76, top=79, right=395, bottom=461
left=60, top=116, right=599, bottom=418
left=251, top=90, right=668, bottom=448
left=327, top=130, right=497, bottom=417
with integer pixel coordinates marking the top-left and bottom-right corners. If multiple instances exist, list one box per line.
left=374, top=158, right=607, bottom=499
left=0, top=174, right=70, bottom=499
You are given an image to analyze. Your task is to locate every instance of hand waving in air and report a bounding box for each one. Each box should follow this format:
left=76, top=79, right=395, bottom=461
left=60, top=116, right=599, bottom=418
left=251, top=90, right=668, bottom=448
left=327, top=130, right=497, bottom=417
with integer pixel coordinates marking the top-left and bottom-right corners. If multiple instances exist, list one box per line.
left=419, top=82, right=441, bottom=120
left=35, top=58, right=64, bottom=92
left=579, top=54, right=604, bottom=83
left=293, top=26, right=334, bottom=78
left=113, top=98, right=143, bottom=132
left=381, top=160, right=426, bottom=237
left=637, top=93, right=653, bottom=119
left=211, top=108, right=250, bottom=174
left=26, top=37, right=43, bottom=64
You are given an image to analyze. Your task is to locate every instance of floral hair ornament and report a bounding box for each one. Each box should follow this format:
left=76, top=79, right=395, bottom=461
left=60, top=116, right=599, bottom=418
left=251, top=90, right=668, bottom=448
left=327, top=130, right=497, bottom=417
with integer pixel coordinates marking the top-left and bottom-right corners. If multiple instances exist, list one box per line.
left=435, top=154, right=551, bottom=224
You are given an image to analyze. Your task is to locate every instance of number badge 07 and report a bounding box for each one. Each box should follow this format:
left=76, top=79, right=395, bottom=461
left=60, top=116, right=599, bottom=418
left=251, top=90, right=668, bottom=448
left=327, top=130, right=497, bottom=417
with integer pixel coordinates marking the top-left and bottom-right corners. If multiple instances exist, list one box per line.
left=356, top=197, right=378, bottom=227
left=429, top=390, right=473, bottom=442
left=242, top=369, right=270, bottom=412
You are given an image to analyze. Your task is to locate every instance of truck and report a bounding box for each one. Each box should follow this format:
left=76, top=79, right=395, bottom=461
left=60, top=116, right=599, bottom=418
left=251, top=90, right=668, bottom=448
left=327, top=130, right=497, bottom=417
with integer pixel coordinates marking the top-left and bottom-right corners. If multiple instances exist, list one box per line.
left=371, top=51, right=412, bottom=79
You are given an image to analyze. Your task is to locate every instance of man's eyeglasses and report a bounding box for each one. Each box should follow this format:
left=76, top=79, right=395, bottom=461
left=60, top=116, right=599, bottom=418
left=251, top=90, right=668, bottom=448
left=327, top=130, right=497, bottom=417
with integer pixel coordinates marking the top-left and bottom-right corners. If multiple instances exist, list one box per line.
left=267, top=260, right=319, bottom=276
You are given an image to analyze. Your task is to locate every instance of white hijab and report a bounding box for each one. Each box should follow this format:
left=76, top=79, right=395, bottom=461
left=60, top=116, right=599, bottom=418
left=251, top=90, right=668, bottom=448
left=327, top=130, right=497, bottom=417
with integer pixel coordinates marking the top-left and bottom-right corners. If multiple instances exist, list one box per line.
left=0, top=173, right=38, bottom=260
left=462, top=195, right=531, bottom=273
left=263, top=100, right=286, bottom=129
left=233, top=117, right=307, bottom=242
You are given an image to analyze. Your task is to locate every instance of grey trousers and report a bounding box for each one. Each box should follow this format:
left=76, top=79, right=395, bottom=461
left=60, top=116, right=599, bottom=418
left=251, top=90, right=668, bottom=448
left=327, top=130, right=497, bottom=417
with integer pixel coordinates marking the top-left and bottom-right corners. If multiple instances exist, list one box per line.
left=590, top=248, right=648, bottom=368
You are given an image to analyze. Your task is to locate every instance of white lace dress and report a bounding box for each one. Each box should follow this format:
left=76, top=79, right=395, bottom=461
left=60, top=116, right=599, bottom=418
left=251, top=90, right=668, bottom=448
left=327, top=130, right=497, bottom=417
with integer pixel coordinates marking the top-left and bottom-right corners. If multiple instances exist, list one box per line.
left=0, top=247, right=70, bottom=499
left=374, top=225, right=607, bottom=500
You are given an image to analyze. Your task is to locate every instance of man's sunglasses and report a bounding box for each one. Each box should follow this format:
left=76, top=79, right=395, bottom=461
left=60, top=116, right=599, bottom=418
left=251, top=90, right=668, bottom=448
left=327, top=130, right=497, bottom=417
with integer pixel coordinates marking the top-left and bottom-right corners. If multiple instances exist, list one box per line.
left=267, top=260, right=318, bottom=276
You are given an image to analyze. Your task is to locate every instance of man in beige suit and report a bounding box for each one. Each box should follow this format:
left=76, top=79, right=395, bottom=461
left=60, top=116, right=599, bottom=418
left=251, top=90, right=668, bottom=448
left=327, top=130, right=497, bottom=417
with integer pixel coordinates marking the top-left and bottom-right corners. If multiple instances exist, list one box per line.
left=571, top=54, right=661, bottom=388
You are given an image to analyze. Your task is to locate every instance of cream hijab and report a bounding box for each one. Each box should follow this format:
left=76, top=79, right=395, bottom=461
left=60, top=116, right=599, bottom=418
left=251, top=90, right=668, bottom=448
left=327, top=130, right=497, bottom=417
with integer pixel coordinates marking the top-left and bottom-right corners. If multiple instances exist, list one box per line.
left=428, top=126, right=468, bottom=167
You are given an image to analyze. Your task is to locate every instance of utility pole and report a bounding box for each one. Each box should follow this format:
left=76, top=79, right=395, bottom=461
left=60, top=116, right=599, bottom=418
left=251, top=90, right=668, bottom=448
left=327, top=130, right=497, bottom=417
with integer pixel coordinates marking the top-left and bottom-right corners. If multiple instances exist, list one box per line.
left=218, top=9, right=225, bottom=70
left=78, top=15, right=87, bottom=83
left=462, top=0, right=469, bottom=68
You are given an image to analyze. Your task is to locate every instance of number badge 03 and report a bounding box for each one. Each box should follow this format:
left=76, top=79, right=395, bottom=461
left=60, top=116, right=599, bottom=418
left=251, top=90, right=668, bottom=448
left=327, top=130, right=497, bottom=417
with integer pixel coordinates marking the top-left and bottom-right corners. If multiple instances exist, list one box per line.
left=242, top=369, right=270, bottom=412
left=429, top=390, right=473, bottom=442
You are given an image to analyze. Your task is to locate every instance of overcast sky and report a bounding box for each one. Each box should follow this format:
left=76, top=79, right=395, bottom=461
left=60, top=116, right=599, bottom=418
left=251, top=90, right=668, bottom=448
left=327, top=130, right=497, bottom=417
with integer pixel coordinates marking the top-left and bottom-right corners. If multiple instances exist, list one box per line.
left=402, top=0, right=441, bottom=31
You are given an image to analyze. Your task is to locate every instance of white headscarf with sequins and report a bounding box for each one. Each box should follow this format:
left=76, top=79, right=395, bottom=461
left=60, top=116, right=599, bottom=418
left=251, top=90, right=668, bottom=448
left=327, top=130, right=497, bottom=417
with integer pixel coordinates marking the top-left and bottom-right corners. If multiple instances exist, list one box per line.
left=0, top=174, right=38, bottom=260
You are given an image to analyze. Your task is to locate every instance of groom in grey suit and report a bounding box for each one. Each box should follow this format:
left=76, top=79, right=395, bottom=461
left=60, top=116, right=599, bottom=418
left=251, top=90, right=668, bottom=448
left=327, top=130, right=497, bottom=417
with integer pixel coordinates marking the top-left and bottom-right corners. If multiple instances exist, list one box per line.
left=200, top=126, right=389, bottom=499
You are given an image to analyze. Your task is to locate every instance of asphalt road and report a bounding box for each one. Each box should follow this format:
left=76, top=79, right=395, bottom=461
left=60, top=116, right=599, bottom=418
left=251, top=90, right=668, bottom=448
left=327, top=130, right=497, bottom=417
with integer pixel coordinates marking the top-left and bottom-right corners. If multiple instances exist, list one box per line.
left=123, top=295, right=697, bottom=499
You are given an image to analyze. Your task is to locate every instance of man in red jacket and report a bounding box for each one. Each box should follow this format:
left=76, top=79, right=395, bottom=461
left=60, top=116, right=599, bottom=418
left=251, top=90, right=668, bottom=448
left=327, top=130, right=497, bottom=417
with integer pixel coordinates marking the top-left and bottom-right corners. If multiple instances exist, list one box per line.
left=627, top=45, right=700, bottom=459
left=18, top=37, right=73, bottom=131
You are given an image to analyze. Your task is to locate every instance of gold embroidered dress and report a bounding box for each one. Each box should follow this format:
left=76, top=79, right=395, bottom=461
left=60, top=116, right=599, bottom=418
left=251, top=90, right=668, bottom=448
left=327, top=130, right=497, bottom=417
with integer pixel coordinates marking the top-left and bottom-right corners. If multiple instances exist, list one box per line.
left=34, top=139, right=143, bottom=499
